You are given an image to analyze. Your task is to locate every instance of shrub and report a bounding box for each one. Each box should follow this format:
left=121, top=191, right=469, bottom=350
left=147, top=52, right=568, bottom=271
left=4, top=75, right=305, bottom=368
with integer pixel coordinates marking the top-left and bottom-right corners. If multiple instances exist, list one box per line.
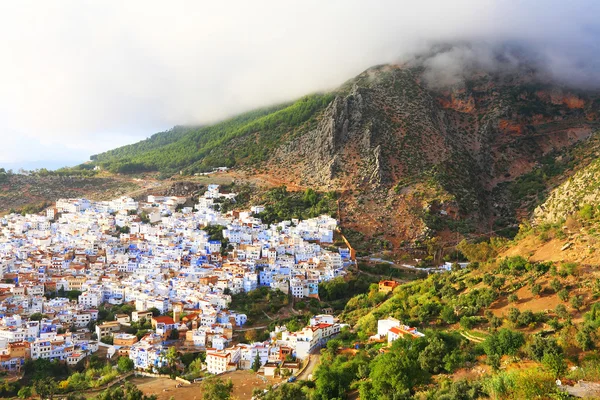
left=460, top=316, right=476, bottom=330
left=483, top=329, right=525, bottom=357
left=571, top=295, right=584, bottom=311
left=555, top=304, right=568, bottom=319
left=558, top=289, right=569, bottom=302
left=508, top=307, right=521, bottom=324
left=550, top=279, right=562, bottom=293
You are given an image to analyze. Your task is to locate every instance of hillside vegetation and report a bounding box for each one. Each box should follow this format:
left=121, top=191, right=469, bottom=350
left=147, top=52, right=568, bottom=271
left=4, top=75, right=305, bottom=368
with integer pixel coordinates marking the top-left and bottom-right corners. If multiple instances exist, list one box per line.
left=0, top=171, right=140, bottom=215
left=260, top=221, right=600, bottom=399
left=91, top=94, right=333, bottom=175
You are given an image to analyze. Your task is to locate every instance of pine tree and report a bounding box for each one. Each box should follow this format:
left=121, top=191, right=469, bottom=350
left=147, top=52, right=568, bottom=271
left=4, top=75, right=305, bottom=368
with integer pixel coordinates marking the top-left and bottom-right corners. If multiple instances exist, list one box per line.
left=252, top=353, right=261, bottom=372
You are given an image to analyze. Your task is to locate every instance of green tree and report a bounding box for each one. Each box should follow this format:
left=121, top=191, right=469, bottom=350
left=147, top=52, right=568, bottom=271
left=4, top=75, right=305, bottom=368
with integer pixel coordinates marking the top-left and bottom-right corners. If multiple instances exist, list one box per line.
left=418, top=336, right=448, bottom=374
left=526, top=335, right=563, bottom=362
left=95, top=382, right=156, bottom=400
left=571, top=295, right=584, bottom=311
left=483, top=329, right=525, bottom=357
left=29, top=312, right=47, bottom=321
left=579, top=204, right=594, bottom=220
left=361, top=338, right=429, bottom=399
left=18, top=387, right=32, bottom=399
left=202, top=377, right=233, bottom=400
left=507, top=307, right=520, bottom=324
left=252, top=353, right=261, bottom=372
left=117, top=356, right=134, bottom=373
left=101, top=335, right=114, bottom=345
left=555, top=304, right=568, bottom=319
left=550, top=278, right=562, bottom=293
left=326, top=339, right=341, bottom=355
left=260, top=383, right=307, bottom=400
left=558, top=289, right=569, bottom=302
left=542, top=352, right=567, bottom=378
left=516, top=310, right=536, bottom=328
left=576, top=324, right=595, bottom=351
left=490, top=316, right=503, bottom=330
left=34, top=377, right=58, bottom=400
left=440, top=306, right=457, bottom=324
left=165, top=347, right=179, bottom=373
left=169, top=329, right=180, bottom=340
left=531, top=284, right=542, bottom=297
left=460, top=316, right=475, bottom=329
left=148, top=307, right=161, bottom=317
left=483, top=274, right=494, bottom=285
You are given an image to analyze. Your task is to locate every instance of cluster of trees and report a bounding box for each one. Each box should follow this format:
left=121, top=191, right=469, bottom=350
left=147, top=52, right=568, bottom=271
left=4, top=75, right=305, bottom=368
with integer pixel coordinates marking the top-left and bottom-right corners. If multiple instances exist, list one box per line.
left=0, top=168, right=8, bottom=184
left=201, top=224, right=231, bottom=255
left=90, top=94, right=333, bottom=175
left=360, top=332, right=473, bottom=399
left=230, top=287, right=288, bottom=317
left=200, top=377, right=233, bottom=400
left=318, top=275, right=380, bottom=305
left=44, top=287, right=83, bottom=301
left=262, top=324, right=577, bottom=399
left=457, top=239, right=500, bottom=262
left=260, top=331, right=474, bottom=399
left=8, top=201, right=52, bottom=216
left=57, top=363, right=120, bottom=391
left=0, top=357, right=122, bottom=398
left=256, top=187, right=337, bottom=225
left=350, top=267, right=500, bottom=337
left=94, top=382, right=157, bottom=400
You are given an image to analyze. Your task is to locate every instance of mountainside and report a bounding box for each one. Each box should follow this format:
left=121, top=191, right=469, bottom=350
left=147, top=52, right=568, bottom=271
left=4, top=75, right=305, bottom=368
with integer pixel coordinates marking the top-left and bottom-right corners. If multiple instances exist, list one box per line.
left=0, top=171, right=140, bottom=215
left=533, top=138, right=600, bottom=224
left=90, top=61, right=600, bottom=253
left=91, top=96, right=332, bottom=175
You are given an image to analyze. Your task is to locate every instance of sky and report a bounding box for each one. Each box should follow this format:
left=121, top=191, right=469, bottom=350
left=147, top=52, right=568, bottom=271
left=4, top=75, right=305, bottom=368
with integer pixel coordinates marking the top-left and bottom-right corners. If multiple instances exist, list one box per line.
left=0, top=1, right=599, bottom=170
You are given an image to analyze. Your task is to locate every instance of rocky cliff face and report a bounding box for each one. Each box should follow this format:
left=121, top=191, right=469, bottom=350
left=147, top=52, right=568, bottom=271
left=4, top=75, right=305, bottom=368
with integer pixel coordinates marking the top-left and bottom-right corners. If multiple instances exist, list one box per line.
left=267, top=64, right=600, bottom=249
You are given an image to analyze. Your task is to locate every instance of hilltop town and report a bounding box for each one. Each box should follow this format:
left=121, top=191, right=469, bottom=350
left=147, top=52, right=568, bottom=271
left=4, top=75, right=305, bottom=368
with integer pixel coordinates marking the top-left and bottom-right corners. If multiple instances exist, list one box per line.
left=0, top=184, right=352, bottom=378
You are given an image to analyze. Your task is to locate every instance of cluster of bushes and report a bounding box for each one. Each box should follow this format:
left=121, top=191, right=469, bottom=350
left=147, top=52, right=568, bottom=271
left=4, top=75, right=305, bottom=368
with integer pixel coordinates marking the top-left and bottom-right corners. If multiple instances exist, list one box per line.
left=506, top=308, right=547, bottom=329
left=262, top=331, right=474, bottom=400
left=8, top=201, right=52, bottom=216
left=0, top=356, right=130, bottom=399
left=230, top=287, right=288, bottom=318
left=256, top=187, right=337, bottom=225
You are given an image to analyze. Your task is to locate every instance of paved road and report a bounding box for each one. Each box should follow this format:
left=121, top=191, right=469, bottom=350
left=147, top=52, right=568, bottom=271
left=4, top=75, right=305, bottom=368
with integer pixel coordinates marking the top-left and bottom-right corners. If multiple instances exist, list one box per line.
left=297, top=353, right=320, bottom=381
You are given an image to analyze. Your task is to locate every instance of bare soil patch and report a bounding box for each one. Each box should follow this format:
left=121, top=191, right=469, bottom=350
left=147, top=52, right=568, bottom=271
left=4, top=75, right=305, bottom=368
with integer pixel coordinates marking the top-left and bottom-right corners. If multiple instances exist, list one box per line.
left=130, top=371, right=280, bottom=400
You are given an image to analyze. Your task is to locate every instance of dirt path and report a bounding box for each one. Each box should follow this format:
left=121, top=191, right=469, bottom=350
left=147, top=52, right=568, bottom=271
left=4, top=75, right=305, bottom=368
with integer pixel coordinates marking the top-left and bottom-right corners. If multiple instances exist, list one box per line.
left=460, top=331, right=485, bottom=343
left=235, top=325, right=268, bottom=332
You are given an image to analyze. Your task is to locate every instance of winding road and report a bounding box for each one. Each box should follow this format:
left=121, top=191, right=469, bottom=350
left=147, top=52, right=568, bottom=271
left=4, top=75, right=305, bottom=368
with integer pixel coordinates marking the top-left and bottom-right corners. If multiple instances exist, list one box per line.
left=297, top=353, right=321, bottom=381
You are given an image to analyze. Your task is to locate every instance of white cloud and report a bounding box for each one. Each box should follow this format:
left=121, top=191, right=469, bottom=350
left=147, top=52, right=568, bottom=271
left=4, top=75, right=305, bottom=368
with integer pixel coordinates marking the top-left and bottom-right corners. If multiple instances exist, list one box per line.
left=0, top=0, right=598, bottom=167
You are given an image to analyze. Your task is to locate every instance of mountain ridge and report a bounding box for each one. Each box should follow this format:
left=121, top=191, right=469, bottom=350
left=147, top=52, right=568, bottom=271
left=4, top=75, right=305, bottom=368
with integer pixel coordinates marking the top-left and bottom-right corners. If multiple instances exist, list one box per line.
left=86, top=60, right=600, bottom=253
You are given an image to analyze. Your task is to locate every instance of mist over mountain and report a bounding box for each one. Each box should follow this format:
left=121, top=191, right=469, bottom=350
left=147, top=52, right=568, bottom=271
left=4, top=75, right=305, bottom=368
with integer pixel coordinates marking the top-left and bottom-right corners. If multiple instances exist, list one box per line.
left=1, top=1, right=599, bottom=166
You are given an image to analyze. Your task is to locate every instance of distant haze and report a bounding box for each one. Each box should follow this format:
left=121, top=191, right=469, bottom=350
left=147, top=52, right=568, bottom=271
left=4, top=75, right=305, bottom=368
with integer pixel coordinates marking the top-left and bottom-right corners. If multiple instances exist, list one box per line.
left=0, top=0, right=598, bottom=168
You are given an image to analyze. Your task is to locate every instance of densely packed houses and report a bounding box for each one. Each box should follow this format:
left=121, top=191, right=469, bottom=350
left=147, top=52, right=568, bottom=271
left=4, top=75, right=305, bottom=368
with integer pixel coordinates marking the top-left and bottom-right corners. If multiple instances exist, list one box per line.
left=0, top=185, right=351, bottom=372
left=205, top=314, right=345, bottom=374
